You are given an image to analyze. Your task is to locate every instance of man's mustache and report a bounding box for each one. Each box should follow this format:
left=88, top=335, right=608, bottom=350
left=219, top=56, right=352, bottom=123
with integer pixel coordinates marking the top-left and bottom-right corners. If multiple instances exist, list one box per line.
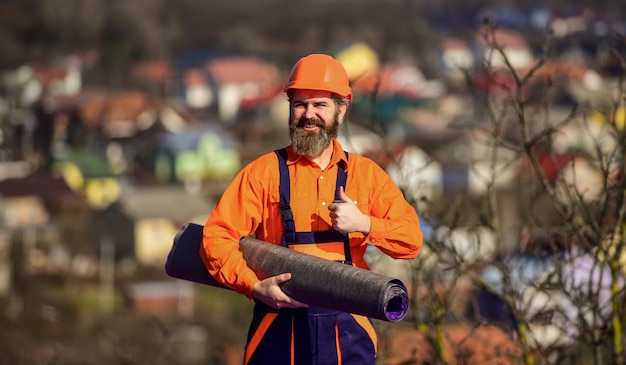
left=296, top=118, right=325, bottom=128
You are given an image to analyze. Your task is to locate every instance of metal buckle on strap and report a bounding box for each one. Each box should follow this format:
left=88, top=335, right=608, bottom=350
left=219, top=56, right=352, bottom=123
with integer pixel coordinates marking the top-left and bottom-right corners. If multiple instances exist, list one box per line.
left=280, top=205, right=294, bottom=222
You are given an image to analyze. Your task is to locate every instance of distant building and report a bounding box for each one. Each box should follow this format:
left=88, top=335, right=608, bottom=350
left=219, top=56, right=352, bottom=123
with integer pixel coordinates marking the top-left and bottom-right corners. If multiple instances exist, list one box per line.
left=0, top=174, right=88, bottom=286
left=93, top=185, right=214, bottom=266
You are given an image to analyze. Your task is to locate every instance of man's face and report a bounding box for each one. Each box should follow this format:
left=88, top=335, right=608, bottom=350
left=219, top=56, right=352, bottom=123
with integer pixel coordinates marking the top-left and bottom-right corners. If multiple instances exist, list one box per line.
left=289, top=89, right=346, bottom=157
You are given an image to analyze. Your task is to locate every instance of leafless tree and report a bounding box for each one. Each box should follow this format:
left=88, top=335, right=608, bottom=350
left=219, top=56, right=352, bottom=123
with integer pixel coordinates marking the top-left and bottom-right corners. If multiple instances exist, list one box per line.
left=364, top=19, right=626, bottom=365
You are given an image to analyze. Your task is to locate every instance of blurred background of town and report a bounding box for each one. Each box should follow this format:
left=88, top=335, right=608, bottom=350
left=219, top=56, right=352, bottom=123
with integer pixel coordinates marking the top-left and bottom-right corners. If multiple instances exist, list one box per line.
left=1, top=0, right=626, bottom=364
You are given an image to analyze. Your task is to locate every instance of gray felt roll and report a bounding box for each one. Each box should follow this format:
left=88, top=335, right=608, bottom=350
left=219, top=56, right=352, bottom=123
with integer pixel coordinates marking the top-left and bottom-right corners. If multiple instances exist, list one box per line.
left=165, top=222, right=409, bottom=322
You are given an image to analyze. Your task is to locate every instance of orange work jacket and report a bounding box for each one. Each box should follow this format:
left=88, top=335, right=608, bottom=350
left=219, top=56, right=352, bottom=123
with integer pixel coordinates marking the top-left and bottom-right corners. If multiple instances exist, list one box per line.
left=201, top=139, right=423, bottom=299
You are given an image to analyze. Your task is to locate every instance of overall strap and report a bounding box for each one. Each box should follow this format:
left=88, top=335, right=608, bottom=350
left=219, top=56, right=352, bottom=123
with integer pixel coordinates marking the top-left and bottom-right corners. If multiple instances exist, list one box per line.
left=275, top=148, right=296, bottom=246
left=334, top=156, right=352, bottom=264
left=274, top=148, right=352, bottom=265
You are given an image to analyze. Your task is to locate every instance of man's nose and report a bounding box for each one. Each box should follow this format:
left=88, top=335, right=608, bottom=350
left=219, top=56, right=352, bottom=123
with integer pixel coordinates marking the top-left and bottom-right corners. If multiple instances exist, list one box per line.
left=304, top=104, right=316, bottom=119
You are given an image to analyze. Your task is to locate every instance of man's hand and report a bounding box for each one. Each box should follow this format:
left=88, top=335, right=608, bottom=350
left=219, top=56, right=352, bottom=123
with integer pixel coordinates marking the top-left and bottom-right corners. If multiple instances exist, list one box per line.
left=328, top=186, right=371, bottom=234
left=251, top=273, right=308, bottom=309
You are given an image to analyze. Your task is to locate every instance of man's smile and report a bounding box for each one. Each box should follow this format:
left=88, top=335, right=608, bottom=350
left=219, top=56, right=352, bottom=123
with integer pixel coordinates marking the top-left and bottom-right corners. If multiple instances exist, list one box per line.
left=303, top=125, right=319, bottom=131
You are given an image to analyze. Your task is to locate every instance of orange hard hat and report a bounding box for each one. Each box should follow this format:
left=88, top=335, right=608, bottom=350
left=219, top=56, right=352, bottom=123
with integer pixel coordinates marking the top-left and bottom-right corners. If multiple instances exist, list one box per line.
left=284, top=54, right=352, bottom=103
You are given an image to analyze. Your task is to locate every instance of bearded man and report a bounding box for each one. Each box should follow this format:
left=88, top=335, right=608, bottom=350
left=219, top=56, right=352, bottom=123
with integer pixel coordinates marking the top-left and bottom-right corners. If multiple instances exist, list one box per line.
left=201, top=54, right=423, bottom=365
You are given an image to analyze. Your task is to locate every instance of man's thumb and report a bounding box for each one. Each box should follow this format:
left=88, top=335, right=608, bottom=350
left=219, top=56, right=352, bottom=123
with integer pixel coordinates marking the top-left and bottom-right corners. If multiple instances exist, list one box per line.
left=339, top=186, right=353, bottom=203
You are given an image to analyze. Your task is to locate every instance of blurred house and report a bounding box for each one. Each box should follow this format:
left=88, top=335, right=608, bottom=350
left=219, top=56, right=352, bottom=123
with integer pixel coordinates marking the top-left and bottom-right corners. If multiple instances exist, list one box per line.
left=432, top=128, right=522, bottom=196
left=0, top=174, right=86, bottom=229
left=0, top=174, right=88, bottom=283
left=53, top=148, right=120, bottom=210
left=124, top=280, right=195, bottom=316
left=478, top=238, right=625, bottom=355
left=37, top=89, right=242, bottom=198
left=352, top=62, right=445, bottom=100
left=515, top=59, right=604, bottom=109
left=469, top=27, right=534, bottom=98
left=333, top=41, right=380, bottom=80
left=153, top=123, right=242, bottom=191
left=129, top=59, right=171, bottom=97
left=473, top=26, right=534, bottom=71
left=3, top=61, right=78, bottom=108
left=180, top=55, right=284, bottom=123
left=78, top=90, right=159, bottom=139
left=438, top=37, right=475, bottom=88
left=0, top=159, right=32, bottom=181
left=433, top=225, right=498, bottom=265
left=350, top=61, right=445, bottom=131
left=183, top=68, right=214, bottom=111
left=337, top=124, right=443, bottom=207
left=93, top=185, right=214, bottom=267
left=29, top=90, right=155, bottom=209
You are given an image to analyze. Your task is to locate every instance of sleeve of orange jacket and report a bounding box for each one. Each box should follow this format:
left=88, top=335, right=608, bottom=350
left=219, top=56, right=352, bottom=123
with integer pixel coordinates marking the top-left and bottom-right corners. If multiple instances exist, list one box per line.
left=349, top=155, right=423, bottom=260
left=365, top=174, right=423, bottom=259
left=200, top=165, right=265, bottom=299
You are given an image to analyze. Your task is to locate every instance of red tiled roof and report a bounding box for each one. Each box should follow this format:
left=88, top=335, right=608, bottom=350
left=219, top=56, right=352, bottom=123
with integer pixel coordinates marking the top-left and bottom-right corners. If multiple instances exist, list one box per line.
left=351, top=63, right=424, bottom=98
left=79, top=90, right=155, bottom=131
left=207, top=57, right=280, bottom=85
left=441, top=37, right=470, bottom=50
left=518, top=60, right=591, bottom=82
left=130, top=60, right=170, bottom=81
left=525, top=151, right=577, bottom=183
left=31, top=64, right=69, bottom=84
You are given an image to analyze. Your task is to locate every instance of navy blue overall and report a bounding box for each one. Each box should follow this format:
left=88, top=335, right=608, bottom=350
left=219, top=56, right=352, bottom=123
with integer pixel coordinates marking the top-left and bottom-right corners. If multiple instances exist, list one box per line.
left=243, top=148, right=376, bottom=365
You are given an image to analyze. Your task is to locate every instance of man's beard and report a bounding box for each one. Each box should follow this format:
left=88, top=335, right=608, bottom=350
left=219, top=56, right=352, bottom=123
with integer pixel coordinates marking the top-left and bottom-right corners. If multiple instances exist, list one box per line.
left=289, top=114, right=340, bottom=157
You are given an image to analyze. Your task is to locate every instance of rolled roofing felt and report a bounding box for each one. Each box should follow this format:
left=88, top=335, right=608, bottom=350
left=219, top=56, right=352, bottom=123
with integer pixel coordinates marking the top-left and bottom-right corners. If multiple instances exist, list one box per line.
left=165, top=222, right=410, bottom=322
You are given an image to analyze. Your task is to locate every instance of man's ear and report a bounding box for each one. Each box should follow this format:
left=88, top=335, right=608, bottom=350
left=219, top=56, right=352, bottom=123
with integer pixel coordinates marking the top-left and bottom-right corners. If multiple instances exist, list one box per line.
left=337, top=103, right=348, bottom=124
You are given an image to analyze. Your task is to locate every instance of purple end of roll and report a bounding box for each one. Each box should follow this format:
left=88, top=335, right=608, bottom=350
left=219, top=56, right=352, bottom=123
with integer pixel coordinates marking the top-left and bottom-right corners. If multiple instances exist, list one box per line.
left=385, top=293, right=409, bottom=321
